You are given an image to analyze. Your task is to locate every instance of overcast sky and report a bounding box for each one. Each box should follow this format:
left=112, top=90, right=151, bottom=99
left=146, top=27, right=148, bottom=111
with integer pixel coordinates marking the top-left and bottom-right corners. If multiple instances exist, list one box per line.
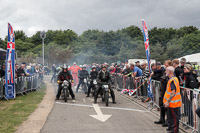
left=0, top=0, right=199, bottom=39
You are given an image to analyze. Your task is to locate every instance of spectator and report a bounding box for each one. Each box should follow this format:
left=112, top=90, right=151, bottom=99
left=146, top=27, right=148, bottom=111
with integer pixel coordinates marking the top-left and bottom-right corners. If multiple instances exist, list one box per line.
left=35, top=65, right=40, bottom=74
left=22, top=62, right=27, bottom=73
left=172, top=59, right=184, bottom=85
left=154, top=60, right=172, bottom=128
left=51, top=64, right=56, bottom=83
left=140, top=62, right=149, bottom=79
left=140, top=62, right=150, bottom=99
left=123, top=65, right=132, bottom=77
left=31, top=63, right=36, bottom=74
left=113, top=65, right=121, bottom=74
left=163, top=66, right=182, bottom=133
left=109, top=66, right=115, bottom=74
left=151, top=62, right=165, bottom=81
left=135, top=61, right=141, bottom=69
left=180, top=58, right=186, bottom=70
left=129, top=63, right=142, bottom=78
left=15, top=63, right=19, bottom=78
left=26, top=66, right=33, bottom=76
left=17, top=64, right=27, bottom=77
left=183, top=64, right=199, bottom=127
left=123, top=60, right=129, bottom=70
left=151, top=63, right=156, bottom=71
left=0, top=63, right=5, bottom=78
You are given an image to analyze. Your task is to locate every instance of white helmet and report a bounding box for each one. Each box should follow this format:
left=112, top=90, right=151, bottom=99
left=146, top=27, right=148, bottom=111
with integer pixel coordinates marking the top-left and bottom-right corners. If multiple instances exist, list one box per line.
left=83, top=64, right=87, bottom=68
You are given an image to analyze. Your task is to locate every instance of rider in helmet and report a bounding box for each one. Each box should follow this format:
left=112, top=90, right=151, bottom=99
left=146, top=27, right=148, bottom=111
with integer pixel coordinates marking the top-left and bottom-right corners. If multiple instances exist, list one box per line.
left=56, top=64, right=75, bottom=100
left=76, top=64, right=89, bottom=93
left=86, top=66, right=98, bottom=97
left=94, top=65, right=116, bottom=104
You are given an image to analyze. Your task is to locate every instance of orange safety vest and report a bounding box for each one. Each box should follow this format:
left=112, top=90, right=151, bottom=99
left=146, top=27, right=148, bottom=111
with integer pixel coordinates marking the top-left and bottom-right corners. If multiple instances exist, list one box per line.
left=163, top=76, right=182, bottom=108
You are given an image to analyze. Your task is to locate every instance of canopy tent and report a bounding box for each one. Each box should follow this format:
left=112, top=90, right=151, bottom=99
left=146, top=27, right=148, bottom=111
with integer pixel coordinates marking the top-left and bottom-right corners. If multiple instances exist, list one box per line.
left=178, top=53, right=200, bottom=65
left=0, top=48, right=6, bottom=60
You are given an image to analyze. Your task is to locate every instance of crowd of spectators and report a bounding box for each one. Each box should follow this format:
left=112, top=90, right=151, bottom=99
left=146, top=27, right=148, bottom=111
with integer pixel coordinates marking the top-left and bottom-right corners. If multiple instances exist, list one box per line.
left=0, top=62, right=44, bottom=79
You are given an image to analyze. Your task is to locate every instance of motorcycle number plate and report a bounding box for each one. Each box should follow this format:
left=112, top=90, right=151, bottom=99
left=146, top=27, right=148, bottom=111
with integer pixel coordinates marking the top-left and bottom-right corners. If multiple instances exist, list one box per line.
left=84, top=79, right=87, bottom=83
left=103, top=85, right=108, bottom=88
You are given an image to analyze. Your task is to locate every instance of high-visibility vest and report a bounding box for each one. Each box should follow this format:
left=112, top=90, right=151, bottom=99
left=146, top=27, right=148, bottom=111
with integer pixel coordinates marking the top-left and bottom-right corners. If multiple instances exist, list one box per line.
left=163, top=76, right=182, bottom=108
left=195, top=65, right=199, bottom=70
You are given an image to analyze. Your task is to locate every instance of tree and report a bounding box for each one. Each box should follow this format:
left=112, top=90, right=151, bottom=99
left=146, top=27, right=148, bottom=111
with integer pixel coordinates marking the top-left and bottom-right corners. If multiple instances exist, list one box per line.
left=53, top=30, right=78, bottom=45
left=121, top=25, right=143, bottom=40
left=0, top=38, right=5, bottom=49
left=150, top=43, right=167, bottom=62
left=165, top=38, right=184, bottom=60
left=14, top=30, right=27, bottom=41
left=30, top=31, right=42, bottom=46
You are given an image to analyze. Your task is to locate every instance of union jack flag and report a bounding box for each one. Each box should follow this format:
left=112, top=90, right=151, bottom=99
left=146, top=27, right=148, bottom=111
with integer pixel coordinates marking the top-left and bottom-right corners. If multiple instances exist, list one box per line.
left=5, top=23, right=15, bottom=99
left=141, top=19, right=153, bottom=99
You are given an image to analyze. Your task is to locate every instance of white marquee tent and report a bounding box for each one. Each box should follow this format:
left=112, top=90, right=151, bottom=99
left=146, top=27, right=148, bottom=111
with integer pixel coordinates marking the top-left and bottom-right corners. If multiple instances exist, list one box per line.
left=178, top=53, right=200, bottom=65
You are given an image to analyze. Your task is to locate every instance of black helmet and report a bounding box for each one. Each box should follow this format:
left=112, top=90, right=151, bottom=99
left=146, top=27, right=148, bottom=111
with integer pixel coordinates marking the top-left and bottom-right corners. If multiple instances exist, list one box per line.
left=101, top=64, right=106, bottom=68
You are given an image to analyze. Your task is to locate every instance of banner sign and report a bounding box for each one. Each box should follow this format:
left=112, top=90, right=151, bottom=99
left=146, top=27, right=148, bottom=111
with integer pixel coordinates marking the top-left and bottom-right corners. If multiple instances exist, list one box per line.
left=5, top=23, right=15, bottom=99
left=141, top=19, right=153, bottom=98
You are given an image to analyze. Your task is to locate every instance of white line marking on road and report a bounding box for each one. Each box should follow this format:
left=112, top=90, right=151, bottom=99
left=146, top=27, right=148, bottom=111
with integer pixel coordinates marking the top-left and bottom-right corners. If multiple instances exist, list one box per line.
left=55, top=102, right=149, bottom=113
left=56, top=102, right=93, bottom=107
left=90, top=104, right=112, bottom=122
left=100, top=106, right=148, bottom=113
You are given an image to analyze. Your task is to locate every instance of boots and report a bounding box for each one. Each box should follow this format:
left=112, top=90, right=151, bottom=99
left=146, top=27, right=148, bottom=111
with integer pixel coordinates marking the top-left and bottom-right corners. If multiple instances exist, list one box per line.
left=154, top=119, right=165, bottom=124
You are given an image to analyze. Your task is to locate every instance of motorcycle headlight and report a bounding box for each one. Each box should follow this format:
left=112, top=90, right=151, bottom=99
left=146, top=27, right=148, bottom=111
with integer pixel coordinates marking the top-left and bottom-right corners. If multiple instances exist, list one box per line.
left=64, top=80, right=68, bottom=86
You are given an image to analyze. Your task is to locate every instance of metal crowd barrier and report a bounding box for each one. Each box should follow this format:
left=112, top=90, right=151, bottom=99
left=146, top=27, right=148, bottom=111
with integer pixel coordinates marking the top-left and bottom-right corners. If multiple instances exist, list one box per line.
left=113, top=74, right=200, bottom=132
left=0, top=74, right=43, bottom=99
left=195, top=70, right=200, bottom=77
left=180, top=87, right=200, bottom=132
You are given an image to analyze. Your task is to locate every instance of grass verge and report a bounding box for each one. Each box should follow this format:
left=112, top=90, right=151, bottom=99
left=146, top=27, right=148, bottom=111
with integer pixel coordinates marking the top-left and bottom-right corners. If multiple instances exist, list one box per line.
left=0, top=85, right=46, bottom=133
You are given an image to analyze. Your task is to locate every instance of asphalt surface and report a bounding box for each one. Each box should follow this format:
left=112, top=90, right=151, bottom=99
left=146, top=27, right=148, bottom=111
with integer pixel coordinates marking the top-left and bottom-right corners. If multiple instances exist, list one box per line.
left=41, top=81, right=168, bottom=133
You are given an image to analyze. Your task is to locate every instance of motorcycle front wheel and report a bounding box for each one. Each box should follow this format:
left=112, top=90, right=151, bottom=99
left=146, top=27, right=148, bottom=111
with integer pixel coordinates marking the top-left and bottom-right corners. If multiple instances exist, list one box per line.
left=105, top=91, right=109, bottom=106
left=64, top=89, right=67, bottom=102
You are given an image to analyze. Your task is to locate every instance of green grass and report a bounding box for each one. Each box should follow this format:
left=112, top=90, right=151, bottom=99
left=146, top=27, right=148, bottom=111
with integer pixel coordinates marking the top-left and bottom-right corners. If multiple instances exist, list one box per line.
left=0, top=85, right=46, bottom=133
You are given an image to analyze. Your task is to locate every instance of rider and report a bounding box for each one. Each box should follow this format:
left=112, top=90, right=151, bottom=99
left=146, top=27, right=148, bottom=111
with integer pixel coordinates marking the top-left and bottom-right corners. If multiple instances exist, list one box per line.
left=86, top=66, right=98, bottom=97
left=56, top=64, right=75, bottom=100
left=76, top=65, right=89, bottom=93
left=94, top=65, right=116, bottom=104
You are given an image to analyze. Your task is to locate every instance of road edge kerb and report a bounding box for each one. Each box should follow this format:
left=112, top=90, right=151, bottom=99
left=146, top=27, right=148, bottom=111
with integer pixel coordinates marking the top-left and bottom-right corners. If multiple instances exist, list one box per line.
left=115, top=91, right=189, bottom=133
left=15, top=80, right=55, bottom=133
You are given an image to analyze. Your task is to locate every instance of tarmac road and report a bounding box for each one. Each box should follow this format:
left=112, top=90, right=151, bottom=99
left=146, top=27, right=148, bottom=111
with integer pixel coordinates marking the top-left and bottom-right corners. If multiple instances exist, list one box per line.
left=41, top=81, right=168, bottom=133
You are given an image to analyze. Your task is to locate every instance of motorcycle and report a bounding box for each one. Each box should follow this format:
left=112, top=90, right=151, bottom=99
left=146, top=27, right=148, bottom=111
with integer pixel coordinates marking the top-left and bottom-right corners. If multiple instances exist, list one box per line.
left=90, top=79, right=97, bottom=96
left=81, top=78, right=88, bottom=94
left=100, top=83, right=110, bottom=106
left=59, top=80, right=70, bottom=102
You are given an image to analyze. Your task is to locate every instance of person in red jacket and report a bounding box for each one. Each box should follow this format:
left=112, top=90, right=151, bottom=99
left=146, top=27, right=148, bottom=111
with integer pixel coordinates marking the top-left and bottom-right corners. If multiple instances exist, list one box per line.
left=69, top=62, right=81, bottom=87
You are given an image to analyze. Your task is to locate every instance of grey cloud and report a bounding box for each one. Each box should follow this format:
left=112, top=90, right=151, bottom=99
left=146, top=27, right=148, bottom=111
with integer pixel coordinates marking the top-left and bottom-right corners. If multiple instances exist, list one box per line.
left=0, top=0, right=199, bottom=39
